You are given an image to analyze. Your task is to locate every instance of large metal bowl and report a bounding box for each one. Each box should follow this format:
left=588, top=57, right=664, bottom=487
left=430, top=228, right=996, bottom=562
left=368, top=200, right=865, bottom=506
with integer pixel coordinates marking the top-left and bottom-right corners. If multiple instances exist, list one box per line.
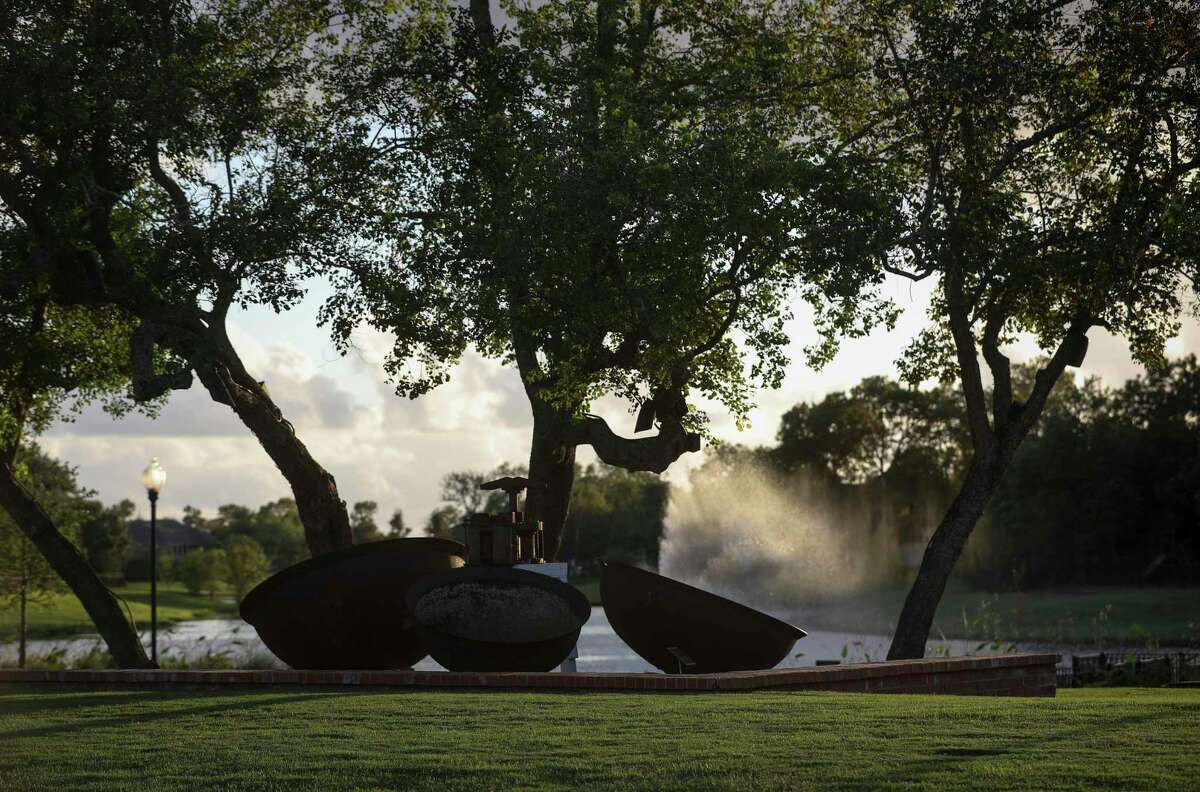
left=407, top=566, right=591, bottom=672
left=240, top=537, right=466, bottom=670
left=601, top=560, right=806, bottom=674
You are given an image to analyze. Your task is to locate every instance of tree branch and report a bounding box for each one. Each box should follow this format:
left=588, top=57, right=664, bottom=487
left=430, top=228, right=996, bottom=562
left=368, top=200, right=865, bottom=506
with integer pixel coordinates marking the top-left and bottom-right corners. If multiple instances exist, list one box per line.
left=469, top=0, right=495, bottom=50
left=945, top=267, right=993, bottom=451
left=129, top=321, right=194, bottom=402
left=980, top=296, right=1013, bottom=431
left=563, top=413, right=700, bottom=474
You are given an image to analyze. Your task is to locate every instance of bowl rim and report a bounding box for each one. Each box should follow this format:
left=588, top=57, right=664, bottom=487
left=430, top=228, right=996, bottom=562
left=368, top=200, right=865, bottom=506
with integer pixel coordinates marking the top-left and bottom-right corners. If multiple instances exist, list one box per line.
left=240, top=536, right=466, bottom=624
left=601, top=560, right=807, bottom=640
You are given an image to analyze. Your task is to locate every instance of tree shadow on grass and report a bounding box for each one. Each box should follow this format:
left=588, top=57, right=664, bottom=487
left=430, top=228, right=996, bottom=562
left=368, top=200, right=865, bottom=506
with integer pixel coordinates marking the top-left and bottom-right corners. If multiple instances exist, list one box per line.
left=846, top=707, right=1168, bottom=789
left=0, top=690, right=339, bottom=740
left=0, top=687, right=185, bottom=716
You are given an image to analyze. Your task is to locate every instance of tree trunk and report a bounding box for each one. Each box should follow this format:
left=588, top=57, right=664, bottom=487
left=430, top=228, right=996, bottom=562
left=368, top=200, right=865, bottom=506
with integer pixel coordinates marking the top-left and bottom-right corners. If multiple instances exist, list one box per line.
left=194, top=334, right=353, bottom=557
left=18, top=580, right=27, bottom=669
left=0, top=462, right=154, bottom=669
left=525, top=401, right=577, bottom=561
left=886, top=455, right=1001, bottom=660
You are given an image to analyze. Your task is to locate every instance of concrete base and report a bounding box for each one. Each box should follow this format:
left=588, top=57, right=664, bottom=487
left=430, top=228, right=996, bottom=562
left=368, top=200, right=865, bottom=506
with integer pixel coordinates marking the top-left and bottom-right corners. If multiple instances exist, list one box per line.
left=0, top=653, right=1058, bottom=696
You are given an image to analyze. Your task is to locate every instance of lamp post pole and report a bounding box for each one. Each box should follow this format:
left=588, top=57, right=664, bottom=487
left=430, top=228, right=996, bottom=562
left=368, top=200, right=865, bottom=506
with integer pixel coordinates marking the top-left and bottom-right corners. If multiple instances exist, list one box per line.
left=142, top=458, right=167, bottom=666
left=148, top=487, right=158, bottom=664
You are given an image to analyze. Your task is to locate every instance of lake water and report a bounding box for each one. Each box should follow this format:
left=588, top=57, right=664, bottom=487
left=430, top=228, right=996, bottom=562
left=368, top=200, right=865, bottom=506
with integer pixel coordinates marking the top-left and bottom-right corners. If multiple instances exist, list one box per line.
left=1, top=606, right=1010, bottom=670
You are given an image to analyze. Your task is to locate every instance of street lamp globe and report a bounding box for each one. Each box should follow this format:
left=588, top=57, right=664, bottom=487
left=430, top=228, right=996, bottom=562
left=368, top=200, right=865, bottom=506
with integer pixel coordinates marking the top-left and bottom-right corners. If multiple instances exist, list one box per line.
left=142, top=458, right=167, bottom=495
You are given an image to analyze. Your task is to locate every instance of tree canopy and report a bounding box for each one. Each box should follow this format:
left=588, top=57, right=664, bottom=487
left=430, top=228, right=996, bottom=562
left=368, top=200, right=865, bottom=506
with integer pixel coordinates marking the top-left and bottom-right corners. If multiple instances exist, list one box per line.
left=320, top=0, right=903, bottom=554
left=847, top=0, right=1200, bottom=658
left=774, top=376, right=965, bottom=485
left=0, top=0, right=394, bottom=555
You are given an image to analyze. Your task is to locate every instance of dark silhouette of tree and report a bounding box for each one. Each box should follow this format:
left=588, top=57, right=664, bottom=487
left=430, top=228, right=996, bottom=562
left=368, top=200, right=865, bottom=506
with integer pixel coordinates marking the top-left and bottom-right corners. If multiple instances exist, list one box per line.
left=425, top=506, right=460, bottom=542
left=387, top=509, right=410, bottom=538
left=967, top=357, right=1200, bottom=589
left=774, top=377, right=965, bottom=485
left=322, top=0, right=899, bottom=557
left=350, top=501, right=385, bottom=543
left=0, top=0, right=389, bottom=556
left=558, top=464, right=669, bottom=572
left=849, top=0, right=1199, bottom=658
left=439, top=472, right=492, bottom=520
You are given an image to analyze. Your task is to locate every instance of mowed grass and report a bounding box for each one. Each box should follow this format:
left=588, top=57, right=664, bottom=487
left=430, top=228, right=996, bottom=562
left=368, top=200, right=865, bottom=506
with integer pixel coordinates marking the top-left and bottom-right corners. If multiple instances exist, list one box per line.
left=0, top=687, right=1196, bottom=791
left=0, top=582, right=238, bottom=642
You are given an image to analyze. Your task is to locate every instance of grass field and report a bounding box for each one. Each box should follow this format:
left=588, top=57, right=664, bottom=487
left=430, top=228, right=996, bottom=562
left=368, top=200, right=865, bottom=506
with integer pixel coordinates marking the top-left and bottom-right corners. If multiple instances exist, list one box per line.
left=578, top=575, right=1198, bottom=646
left=0, top=687, right=1195, bottom=790
left=0, top=582, right=239, bottom=642
left=795, top=585, right=1200, bottom=647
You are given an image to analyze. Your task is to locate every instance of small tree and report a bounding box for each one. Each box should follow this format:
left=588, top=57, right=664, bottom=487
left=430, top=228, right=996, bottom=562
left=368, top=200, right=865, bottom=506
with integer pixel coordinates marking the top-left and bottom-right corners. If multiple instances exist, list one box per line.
left=224, top=537, right=270, bottom=602
left=206, top=500, right=306, bottom=571
left=0, top=448, right=92, bottom=667
left=775, top=378, right=965, bottom=485
left=0, top=518, right=64, bottom=668
left=439, top=473, right=490, bottom=519
left=181, top=506, right=209, bottom=532
left=178, top=548, right=226, bottom=598
left=387, top=510, right=410, bottom=539
left=155, top=548, right=176, bottom=585
left=350, top=501, right=384, bottom=544
left=79, top=499, right=135, bottom=582
left=425, top=506, right=461, bottom=543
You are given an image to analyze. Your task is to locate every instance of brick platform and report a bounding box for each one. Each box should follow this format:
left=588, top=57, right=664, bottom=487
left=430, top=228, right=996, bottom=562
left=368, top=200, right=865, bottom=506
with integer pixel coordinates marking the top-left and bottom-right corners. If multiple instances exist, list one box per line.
left=0, top=653, right=1057, bottom=696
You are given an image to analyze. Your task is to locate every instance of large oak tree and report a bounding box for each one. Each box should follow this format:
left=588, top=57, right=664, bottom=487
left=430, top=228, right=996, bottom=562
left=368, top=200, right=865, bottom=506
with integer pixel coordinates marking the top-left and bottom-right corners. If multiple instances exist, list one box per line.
left=852, top=0, right=1200, bottom=658
left=323, top=0, right=901, bottom=556
left=0, top=0, right=383, bottom=556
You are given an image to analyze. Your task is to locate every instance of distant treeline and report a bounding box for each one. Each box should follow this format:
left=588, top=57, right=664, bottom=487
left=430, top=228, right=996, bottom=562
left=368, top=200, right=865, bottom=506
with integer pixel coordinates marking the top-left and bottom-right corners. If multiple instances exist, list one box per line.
left=751, top=356, right=1200, bottom=590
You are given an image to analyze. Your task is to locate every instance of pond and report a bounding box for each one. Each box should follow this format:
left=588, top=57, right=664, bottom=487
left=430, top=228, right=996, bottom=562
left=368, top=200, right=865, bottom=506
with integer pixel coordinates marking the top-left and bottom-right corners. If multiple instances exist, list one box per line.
left=1, top=606, right=1014, bottom=671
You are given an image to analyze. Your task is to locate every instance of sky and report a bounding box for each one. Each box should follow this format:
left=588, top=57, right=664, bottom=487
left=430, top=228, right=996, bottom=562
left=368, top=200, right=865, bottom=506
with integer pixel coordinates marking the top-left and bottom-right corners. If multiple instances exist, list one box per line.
left=39, top=275, right=1198, bottom=526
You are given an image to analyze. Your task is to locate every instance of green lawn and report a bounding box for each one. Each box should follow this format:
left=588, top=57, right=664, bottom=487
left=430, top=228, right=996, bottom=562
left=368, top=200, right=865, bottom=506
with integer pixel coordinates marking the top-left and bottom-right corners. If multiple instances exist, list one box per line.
left=0, top=687, right=1194, bottom=790
left=805, top=585, right=1200, bottom=647
left=0, top=582, right=239, bottom=642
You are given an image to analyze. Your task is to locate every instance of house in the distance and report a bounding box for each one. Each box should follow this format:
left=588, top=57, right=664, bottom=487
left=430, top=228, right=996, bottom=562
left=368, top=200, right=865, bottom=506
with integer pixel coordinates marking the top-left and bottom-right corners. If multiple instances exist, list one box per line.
left=127, top=519, right=219, bottom=559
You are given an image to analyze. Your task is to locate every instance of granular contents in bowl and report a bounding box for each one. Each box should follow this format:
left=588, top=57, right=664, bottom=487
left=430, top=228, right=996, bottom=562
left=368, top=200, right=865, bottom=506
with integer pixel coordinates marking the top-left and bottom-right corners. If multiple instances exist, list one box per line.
left=415, top=582, right=578, bottom=642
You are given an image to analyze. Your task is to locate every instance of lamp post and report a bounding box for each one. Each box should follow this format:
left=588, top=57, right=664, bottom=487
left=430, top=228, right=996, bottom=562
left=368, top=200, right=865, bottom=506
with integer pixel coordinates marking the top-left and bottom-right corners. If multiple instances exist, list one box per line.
left=141, top=458, right=167, bottom=664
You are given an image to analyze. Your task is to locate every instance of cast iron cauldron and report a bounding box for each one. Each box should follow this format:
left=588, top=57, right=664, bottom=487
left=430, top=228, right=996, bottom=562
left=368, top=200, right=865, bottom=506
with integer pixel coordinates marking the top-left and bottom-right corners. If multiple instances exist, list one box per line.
left=240, top=537, right=466, bottom=670
left=600, top=560, right=806, bottom=673
left=407, top=566, right=590, bottom=672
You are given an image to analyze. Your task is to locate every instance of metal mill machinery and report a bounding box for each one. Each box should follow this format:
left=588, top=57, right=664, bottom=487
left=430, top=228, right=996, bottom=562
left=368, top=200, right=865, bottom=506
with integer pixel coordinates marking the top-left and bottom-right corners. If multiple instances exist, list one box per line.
left=464, top=476, right=545, bottom=566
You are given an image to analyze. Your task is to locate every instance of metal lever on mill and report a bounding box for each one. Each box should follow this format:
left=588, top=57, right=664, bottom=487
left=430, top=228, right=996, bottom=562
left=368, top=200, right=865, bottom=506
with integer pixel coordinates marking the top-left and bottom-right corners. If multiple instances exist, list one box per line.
left=465, top=477, right=546, bottom=565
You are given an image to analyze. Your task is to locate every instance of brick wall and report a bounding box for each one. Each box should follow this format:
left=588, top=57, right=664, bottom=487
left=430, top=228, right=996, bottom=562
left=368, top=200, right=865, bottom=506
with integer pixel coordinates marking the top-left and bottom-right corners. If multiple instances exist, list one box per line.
left=0, top=653, right=1058, bottom=697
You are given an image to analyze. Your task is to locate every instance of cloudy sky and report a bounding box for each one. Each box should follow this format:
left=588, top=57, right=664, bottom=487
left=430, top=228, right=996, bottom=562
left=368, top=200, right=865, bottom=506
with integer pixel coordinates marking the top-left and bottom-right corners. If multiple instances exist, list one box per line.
left=40, top=275, right=1198, bottom=526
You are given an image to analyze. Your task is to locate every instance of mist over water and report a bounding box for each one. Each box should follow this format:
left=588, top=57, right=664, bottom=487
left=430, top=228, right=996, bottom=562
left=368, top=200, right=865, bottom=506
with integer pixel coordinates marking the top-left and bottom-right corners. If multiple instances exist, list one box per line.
left=659, top=461, right=903, bottom=623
